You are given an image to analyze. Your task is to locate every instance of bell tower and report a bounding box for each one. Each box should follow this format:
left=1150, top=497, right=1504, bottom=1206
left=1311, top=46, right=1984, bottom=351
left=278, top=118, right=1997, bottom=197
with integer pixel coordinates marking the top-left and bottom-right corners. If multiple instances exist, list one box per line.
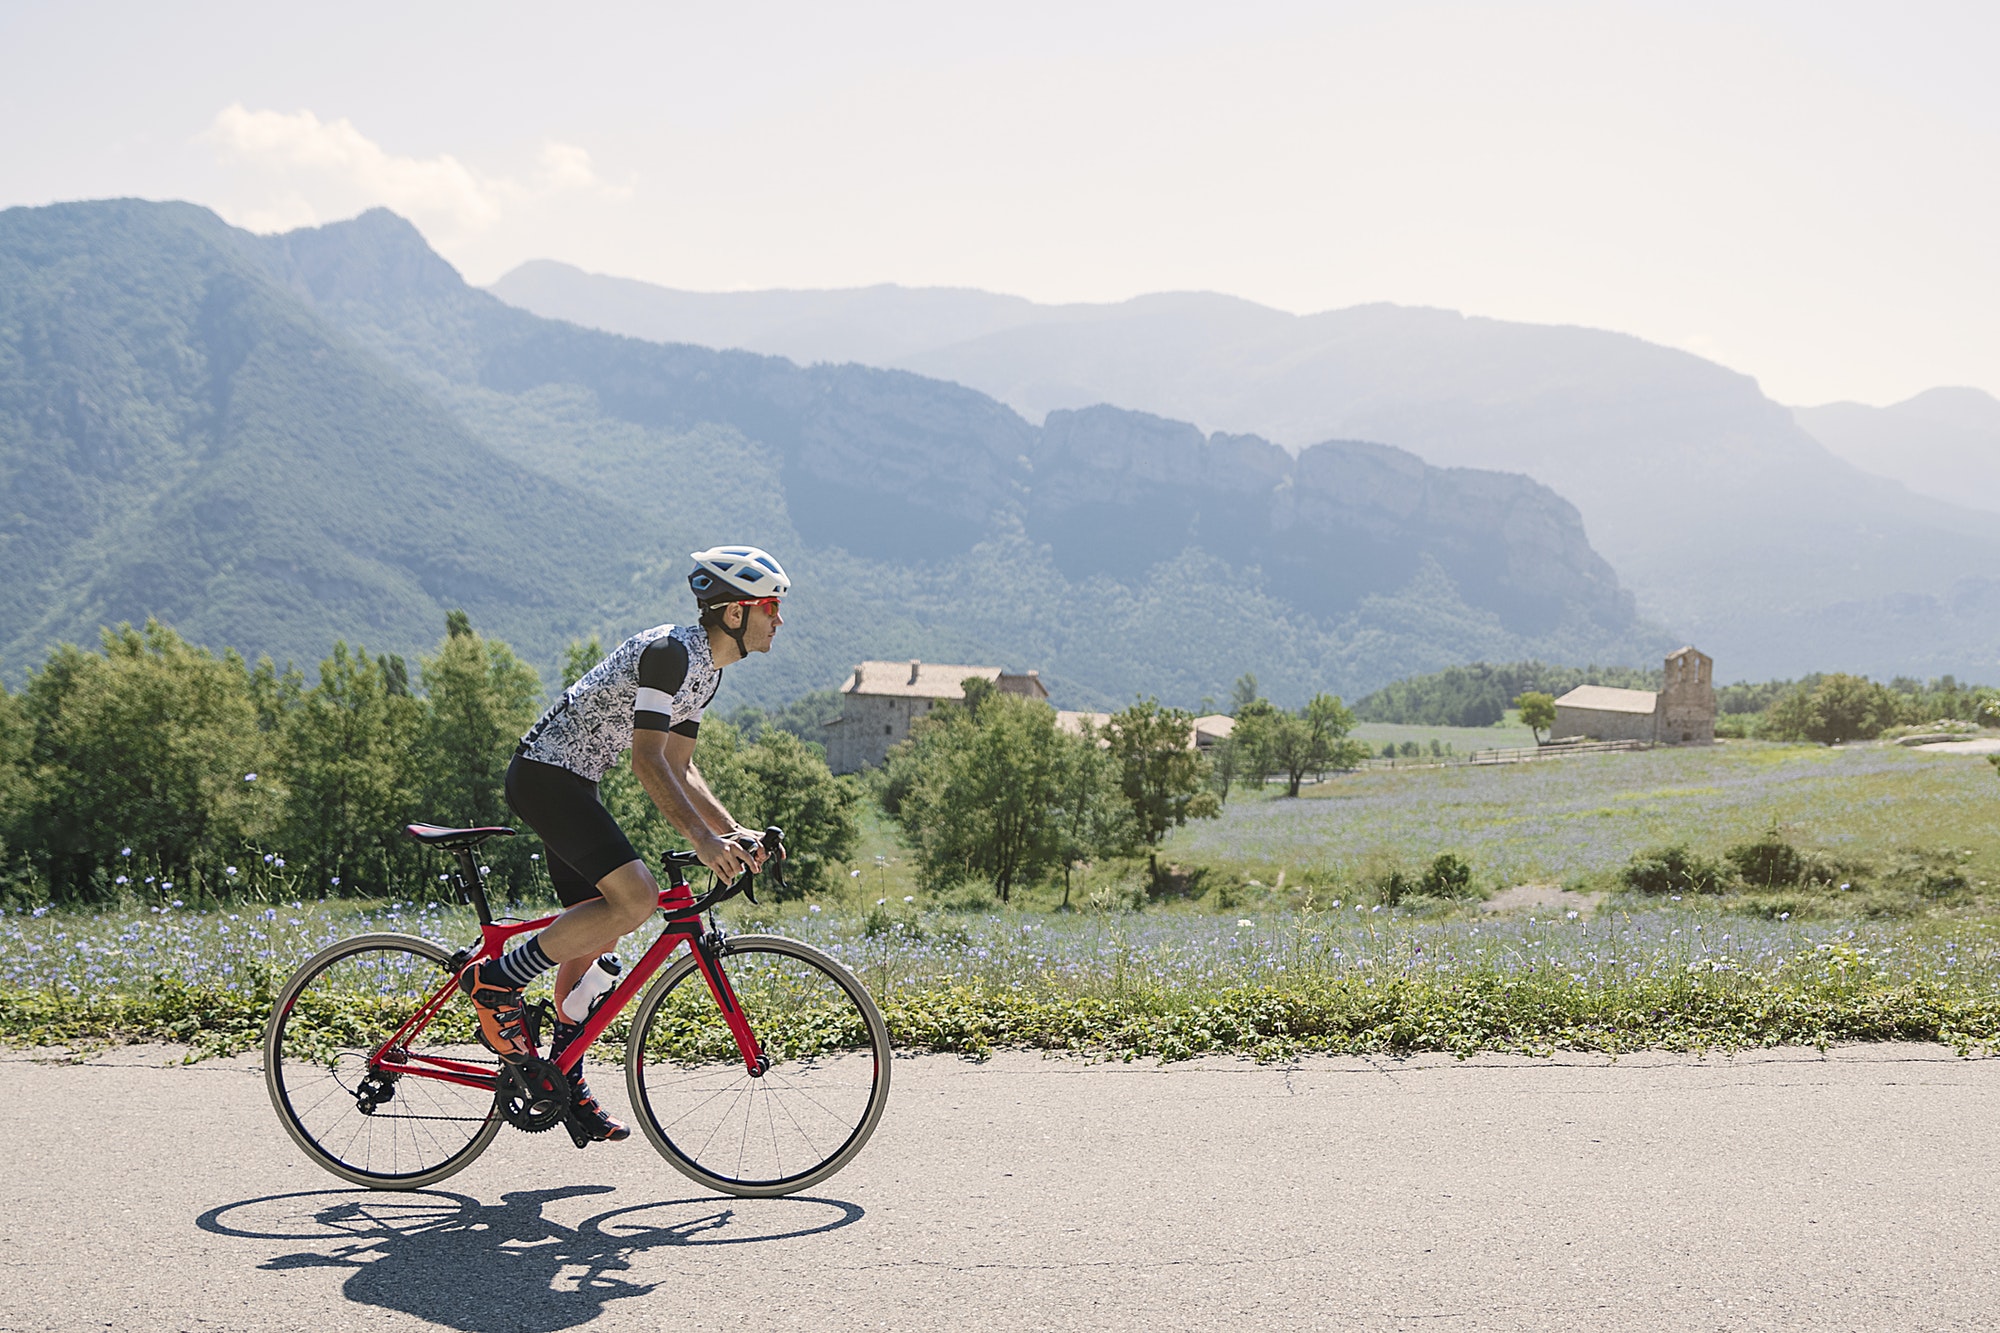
left=1657, top=646, right=1715, bottom=745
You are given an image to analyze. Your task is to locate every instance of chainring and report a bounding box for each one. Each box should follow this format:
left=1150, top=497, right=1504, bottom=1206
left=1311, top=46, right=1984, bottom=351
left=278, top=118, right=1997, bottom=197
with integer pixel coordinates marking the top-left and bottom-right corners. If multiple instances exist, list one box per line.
left=495, top=1055, right=571, bottom=1133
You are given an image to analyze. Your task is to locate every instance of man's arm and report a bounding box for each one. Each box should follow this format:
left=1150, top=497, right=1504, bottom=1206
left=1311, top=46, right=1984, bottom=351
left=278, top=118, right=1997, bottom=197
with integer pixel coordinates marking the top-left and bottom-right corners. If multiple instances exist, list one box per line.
left=631, top=730, right=765, bottom=879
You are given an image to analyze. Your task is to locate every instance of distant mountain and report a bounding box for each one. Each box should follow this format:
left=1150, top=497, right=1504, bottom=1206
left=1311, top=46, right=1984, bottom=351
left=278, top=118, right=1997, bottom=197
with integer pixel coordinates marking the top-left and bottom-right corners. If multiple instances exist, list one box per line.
left=0, top=200, right=1661, bottom=707
left=1793, top=388, right=2000, bottom=514
left=264, top=211, right=1659, bottom=702
left=0, top=201, right=640, bottom=679
left=492, top=264, right=2000, bottom=680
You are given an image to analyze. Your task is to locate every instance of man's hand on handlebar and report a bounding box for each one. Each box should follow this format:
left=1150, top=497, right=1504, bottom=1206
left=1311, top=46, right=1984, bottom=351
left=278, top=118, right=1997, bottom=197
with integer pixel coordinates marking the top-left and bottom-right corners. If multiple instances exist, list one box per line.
left=694, top=827, right=772, bottom=882
left=695, top=830, right=751, bottom=882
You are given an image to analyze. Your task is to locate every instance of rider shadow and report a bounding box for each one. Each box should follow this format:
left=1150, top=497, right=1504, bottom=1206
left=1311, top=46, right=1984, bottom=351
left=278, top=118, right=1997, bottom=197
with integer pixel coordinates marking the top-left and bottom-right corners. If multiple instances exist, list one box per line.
left=198, top=1185, right=864, bottom=1333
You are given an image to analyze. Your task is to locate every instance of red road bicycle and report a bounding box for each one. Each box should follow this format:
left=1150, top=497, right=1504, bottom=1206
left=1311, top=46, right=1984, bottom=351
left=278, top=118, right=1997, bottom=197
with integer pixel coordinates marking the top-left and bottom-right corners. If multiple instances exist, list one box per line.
left=263, top=823, right=891, bottom=1197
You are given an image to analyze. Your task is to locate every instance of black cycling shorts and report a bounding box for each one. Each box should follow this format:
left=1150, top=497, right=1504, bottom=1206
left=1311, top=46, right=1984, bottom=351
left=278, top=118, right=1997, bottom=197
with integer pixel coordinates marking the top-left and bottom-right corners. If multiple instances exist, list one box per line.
left=504, top=754, right=642, bottom=906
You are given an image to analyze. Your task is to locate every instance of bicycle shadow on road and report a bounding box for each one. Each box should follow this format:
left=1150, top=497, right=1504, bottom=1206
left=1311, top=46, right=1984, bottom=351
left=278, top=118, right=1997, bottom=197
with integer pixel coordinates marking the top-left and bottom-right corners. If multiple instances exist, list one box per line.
left=197, top=1185, right=864, bottom=1333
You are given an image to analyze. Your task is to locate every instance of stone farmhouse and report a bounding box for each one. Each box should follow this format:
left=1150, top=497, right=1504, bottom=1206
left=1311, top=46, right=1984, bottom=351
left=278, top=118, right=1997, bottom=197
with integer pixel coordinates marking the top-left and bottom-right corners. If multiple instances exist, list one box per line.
left=822, top=660, right=1050, bottom=775
left=1055, top=712, right=1231, bottom=749
left=1550, top=646, right=1716, bottom=745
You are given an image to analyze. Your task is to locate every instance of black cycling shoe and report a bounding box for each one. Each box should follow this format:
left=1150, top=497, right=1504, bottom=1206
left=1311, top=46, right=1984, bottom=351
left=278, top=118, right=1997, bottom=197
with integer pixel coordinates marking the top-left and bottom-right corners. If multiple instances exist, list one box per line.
left=564, top=1074, right=631, bottom=1147
left=549, top=1018, right=585, bottom=1064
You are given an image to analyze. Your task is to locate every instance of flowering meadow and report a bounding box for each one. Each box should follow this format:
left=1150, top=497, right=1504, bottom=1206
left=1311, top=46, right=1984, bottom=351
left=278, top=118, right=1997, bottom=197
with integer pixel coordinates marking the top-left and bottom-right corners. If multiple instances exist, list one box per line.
left=7, top=889, right=2000, bottom=1060
left=7, top=739, right=2000, bottom=1059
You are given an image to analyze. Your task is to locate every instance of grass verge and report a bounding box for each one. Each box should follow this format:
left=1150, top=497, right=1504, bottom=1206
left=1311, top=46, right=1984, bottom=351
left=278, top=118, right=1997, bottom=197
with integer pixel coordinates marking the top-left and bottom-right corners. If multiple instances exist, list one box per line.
left=10, top=970, right=1997, bottom=1064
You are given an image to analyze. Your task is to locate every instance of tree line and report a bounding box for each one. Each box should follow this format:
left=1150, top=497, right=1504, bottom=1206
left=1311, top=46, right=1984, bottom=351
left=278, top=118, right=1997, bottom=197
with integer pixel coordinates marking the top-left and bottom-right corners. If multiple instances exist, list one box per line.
left=0, top=616, right=861, bottom=907
left=0, top=622, right=1380, bottom=910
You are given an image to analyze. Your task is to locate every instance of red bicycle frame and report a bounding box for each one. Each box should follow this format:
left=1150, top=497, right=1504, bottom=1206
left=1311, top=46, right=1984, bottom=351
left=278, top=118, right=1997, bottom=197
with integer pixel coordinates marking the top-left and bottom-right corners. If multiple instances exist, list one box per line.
left=364, top=840, right=766, bottom=1096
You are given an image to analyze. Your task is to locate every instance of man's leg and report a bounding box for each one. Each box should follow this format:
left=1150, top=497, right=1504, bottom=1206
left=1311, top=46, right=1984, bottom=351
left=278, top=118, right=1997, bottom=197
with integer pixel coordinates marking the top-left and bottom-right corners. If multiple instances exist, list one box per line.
left=533, top=859, right=659, bottom=965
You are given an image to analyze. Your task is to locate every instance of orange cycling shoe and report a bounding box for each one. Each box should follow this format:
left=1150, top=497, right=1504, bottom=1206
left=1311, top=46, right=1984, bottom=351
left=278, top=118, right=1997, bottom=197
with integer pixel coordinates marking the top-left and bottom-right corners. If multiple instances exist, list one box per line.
left=458, top=965, right=533, bottom=1062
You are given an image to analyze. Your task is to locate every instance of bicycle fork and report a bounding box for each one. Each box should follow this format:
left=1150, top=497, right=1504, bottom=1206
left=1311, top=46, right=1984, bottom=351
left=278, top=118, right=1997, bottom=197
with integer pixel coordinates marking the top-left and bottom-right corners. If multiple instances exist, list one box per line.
left=691, top=929, right=771, bottom=1077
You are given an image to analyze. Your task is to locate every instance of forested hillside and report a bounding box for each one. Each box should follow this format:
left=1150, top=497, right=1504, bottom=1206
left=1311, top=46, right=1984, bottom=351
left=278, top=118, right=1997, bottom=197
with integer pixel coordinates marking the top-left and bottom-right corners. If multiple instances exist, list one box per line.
left=0, top=201, right=1669, bottom=708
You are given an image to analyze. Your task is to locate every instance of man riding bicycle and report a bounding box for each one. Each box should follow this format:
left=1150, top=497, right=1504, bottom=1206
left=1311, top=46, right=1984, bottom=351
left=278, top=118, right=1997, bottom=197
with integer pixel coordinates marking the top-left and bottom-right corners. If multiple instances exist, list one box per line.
left=459, top=544, right=789, bottom=1143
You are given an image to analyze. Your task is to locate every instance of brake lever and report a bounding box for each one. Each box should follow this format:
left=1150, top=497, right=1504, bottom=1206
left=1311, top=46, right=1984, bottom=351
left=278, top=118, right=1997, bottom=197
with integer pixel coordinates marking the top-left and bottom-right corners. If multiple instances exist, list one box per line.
left=762, top=825, right=789, bottom=894
left=731, top=832, right=764, bottom=905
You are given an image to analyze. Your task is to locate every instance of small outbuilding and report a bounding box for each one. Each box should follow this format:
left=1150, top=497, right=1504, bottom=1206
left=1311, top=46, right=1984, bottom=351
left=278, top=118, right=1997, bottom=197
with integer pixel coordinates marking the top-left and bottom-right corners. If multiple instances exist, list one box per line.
left=1550, top=646, right=1716, bottom=746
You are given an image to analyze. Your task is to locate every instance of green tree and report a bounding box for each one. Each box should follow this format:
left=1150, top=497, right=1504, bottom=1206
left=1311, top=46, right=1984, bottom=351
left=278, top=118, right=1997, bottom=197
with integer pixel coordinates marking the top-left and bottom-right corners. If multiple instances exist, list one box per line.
left=1763, top=673, right=1902, bottom=744
left=1514, top=691, right=1556, bottom=743
left=417, top=614, right=542, bottom=829
left=21, top=621, right=275, bottom=902
left=1207, top=732, right=1241, bottom=802
left=1103, top=699, right=1218, bottom=882
left=0, top=684, right=31, bottom=889
left=884, top=681, right=1075, bottom=902
left=560, top=637, right=605, bottom=690
left=273, top=642, right=426, bottom=895
left=1229, top=673, right=1261, bottom=715
left=1230, top=698, right=1281, bottom=789
left=1234, top=692, right=1362, bottom=797
left=691, top=719, right=860, bottom=897
left=1049, top=718, right=1127, bottom=907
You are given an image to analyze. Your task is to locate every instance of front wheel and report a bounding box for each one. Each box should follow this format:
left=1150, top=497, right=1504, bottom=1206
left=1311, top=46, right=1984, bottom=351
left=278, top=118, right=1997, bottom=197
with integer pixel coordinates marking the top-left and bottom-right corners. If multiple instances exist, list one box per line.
left=264, top=933, right=503, bottom=1190
left=625, top=934, right=891, bottom=1197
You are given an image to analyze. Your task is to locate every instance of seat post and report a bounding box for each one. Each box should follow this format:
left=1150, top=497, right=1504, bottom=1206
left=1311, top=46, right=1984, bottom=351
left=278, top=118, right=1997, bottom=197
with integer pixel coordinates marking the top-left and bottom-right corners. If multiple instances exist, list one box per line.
left=450, top=846, right=496, bottom=925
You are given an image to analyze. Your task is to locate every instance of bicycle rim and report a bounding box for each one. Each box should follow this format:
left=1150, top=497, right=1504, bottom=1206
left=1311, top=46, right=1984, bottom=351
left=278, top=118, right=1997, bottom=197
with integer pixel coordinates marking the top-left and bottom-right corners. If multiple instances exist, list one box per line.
left=625, top=934, right=891, bottom=1198
left=264, top=933, right=503, bottom=1190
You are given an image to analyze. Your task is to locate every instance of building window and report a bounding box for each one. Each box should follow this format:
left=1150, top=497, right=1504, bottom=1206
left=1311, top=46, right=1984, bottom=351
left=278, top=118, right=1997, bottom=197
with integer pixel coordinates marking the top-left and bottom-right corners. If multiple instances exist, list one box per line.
left=884, top=725, right=892, bottom=735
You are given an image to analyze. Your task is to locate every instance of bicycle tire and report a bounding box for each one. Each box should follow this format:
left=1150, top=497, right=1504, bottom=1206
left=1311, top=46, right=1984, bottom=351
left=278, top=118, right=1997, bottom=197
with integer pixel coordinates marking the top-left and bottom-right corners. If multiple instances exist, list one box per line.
left=264, top=933, right=504, bottom=1190
left=624, top=934, right=891, bottom=1198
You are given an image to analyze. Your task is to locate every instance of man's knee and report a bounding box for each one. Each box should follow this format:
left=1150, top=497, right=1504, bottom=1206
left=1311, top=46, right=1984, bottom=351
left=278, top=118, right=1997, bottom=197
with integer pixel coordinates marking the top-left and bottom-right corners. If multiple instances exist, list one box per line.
left=596, top=861, right=659, bottom=932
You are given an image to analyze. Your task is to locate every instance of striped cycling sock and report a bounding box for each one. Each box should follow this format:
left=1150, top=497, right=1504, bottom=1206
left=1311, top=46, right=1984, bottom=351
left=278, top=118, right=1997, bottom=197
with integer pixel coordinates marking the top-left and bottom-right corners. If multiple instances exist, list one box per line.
left=481, top=936, right=556, bottom=990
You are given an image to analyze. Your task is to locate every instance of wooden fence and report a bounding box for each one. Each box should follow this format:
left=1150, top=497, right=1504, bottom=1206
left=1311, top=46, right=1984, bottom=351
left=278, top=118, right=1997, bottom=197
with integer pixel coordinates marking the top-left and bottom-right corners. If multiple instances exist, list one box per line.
left=1357, top=738, right=1653, bottom=772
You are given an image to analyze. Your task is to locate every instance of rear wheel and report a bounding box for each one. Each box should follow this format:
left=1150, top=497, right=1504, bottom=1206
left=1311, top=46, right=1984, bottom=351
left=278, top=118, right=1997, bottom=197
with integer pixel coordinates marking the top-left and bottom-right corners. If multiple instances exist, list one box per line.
left=264, top=933, right=503, bottom=1189
left=625, top=934, right=890, bottom=1197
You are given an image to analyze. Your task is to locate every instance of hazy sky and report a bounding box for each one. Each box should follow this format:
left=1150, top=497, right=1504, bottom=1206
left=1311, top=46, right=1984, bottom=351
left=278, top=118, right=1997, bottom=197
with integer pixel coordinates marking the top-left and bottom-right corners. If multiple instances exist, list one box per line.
left=3, top=1, right=1994, bottom=406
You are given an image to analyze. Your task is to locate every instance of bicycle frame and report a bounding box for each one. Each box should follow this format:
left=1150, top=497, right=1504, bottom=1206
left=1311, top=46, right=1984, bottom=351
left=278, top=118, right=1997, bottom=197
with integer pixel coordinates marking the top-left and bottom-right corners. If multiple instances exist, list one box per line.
left=363, top=844, right=765, bottom=1096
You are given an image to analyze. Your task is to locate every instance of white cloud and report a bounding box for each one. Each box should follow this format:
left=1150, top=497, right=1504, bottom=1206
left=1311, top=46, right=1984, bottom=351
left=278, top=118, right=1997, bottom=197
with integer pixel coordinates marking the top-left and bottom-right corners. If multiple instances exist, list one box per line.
left=203, top=104, right=616, bottom=236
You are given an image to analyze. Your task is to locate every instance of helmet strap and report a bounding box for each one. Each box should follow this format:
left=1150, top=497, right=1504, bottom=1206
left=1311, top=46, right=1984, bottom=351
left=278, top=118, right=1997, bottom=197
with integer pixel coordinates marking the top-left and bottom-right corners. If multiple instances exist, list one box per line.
left=721, top=603, right=752, bottom=659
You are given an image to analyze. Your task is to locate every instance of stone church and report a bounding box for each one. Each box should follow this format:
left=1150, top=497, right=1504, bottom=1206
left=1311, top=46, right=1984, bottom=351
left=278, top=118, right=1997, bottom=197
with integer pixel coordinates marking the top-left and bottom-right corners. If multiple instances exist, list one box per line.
left=1550, top=646, right=1716, bottom=745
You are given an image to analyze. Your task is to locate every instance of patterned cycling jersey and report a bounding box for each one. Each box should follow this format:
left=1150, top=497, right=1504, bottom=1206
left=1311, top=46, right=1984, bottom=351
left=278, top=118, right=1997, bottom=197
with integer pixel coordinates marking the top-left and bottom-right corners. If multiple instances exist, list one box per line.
left=516, top=623, right=720, bottom=781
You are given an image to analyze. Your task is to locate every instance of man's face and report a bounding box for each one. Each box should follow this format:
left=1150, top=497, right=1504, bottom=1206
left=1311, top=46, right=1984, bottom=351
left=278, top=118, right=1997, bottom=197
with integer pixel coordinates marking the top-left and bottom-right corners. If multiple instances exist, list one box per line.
left=735, top=599, right=783, bottom=653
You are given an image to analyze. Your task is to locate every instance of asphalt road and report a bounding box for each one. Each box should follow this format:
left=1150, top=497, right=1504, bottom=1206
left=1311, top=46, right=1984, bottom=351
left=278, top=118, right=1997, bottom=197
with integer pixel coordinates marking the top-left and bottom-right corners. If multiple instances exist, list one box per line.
left=4, top=1043, right=1998, bottom=1332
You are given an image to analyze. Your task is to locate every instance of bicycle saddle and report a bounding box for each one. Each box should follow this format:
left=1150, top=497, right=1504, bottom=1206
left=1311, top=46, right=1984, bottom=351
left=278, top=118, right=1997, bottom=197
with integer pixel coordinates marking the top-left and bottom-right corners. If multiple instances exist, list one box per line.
left=404, top=823, right=517, bottom=849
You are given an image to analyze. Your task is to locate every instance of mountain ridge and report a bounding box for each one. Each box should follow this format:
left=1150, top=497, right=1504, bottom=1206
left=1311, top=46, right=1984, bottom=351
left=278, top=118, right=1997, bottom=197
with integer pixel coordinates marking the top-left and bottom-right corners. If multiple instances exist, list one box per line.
left=1, top=201, right=1664, bottom=708
left=492, top=260, right=2000, bottom=679
left=1793, top=387, right=2000, bottom=515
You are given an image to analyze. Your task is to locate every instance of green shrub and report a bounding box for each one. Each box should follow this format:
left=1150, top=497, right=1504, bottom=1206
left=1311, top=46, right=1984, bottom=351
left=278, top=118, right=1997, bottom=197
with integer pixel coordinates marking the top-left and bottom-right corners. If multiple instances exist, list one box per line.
left=1374, top=867, right=1418, bottom=906
left=1420, top=853, right=1477, bottom=899
left=1883, top=850, right=1970, bottom=901
left=1725, top=830, right=1804, bottom=889
left=1621, top=844, right=1731, bottom=895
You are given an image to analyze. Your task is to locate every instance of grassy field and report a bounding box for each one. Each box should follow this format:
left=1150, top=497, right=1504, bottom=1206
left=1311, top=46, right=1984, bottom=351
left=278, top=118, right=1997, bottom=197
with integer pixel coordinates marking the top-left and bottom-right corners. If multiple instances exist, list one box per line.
left=1350, top=716, right=1536, bottom=753
left=1171, top=739, right=2000, bottom=898
left=8, top=739, right=2000, bottom=1060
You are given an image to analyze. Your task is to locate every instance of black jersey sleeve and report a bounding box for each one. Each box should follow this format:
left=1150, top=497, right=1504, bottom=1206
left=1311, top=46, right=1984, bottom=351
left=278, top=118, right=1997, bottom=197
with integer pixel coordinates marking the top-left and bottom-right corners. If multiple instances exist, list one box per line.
left=634, top=637, right=701, bottom=737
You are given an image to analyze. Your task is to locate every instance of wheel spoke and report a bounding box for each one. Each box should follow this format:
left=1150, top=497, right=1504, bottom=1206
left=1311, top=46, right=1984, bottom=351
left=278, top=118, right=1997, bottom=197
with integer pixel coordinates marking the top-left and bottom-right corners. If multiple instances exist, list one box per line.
left=627, top=936, right=890, bottom=1196
left=266, top=935, right=501, bottom=1189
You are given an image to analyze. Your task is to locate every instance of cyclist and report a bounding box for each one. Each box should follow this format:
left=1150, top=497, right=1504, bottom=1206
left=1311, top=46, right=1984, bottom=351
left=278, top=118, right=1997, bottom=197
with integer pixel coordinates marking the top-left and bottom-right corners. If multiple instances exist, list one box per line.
left=459, top=545, right=788, bottom=1143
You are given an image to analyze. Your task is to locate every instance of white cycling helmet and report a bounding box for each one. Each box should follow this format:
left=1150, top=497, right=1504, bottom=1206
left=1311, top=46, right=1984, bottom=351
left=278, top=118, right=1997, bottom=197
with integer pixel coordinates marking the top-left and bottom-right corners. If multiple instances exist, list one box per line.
left=688, top=545, right=791, bottom=607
